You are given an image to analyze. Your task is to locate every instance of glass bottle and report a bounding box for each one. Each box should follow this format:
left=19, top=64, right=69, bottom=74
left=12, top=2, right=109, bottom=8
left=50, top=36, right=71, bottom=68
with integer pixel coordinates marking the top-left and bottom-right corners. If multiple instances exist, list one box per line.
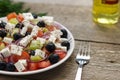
left=92, top=0, right=120, bottom=24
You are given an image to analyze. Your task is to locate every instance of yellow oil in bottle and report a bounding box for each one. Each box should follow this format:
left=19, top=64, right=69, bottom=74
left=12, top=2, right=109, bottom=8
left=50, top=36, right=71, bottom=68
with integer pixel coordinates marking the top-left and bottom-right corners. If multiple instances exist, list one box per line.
left=92, top=0, right=120, bottom=24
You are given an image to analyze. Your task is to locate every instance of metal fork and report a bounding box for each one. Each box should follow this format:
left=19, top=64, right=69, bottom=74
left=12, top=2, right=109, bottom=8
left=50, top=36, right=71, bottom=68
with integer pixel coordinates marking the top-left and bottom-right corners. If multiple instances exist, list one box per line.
left=75, top=42, right=90, bottom=80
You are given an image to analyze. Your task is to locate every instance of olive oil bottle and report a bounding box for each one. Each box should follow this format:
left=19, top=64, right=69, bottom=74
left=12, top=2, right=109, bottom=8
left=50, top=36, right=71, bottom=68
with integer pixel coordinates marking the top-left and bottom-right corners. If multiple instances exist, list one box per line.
left=92, top=0, right=120, bottom=24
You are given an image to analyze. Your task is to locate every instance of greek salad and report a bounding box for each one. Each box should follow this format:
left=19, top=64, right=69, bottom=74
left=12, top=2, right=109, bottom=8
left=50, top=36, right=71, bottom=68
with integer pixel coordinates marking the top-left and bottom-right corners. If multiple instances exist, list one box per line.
left=0, top=12, right=70, bottom=72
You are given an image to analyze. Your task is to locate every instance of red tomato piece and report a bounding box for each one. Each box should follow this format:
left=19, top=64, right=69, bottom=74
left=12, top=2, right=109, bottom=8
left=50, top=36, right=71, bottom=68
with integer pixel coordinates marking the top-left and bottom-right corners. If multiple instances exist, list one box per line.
left=37, top=30, right=44, bottom=37
left=9, top=54, right=19, bottom=63
left=9, top=51, right=30, bottom=63
left=17, top=14, right=24, bottom=22
left=38, top=60, right=51, bottom=68
left=7, top=12, right=17, bottom=20
left=55, top=50, right=67, bottom=59
left=28, top=62, right=38, bottom=71
left=18, top=51, right=30, bottom=60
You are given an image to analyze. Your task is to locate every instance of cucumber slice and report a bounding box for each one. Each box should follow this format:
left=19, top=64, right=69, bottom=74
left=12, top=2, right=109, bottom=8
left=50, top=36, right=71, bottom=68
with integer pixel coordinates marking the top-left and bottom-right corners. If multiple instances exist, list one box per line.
left=30, top=55, right=43, bottom=62
left=0, top=43, right=5, bottom=50
left=29, top=40, right=43, bottom=50
left=9, top=18, right=18, bottom=24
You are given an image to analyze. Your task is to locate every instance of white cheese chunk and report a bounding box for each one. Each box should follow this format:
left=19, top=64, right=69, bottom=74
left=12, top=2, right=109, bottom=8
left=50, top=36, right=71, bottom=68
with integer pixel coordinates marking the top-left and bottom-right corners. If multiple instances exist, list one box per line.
left=36, top=37, right=46, bottom=45
left=0, top=47, right=11, bottom=58
left=10, top=44, right=18, bottom=54
left=14, top=61, right=26, bottom=72
left=59, top=38, right=68, bottom=42
left=10, top=44, right=23, bottom=56
left=22, top=13, right=34, bottom=20
left=22, top=20, right=30, bottom=27
left=42, top=16, right=54, bottom=25
left=18, top=59, right=27, bottom=67
left=3, top=37, right=13, bottom=44
left=17, top=46, right=23, bottom=56
left=48, top=35, right=56, bottom=43
left=28, top=24, right=34, bottom=28
left=35, top=49, right=46, bottom=58
left=60, top=46, right=67, bottom=51
left=19, top=35, right=33, bottom=47
left=30, top=26, right=39, bottom=36
left=20, top=26, right=28, bottom=36
left=55, top=43, right=67, bottom=51
left=5, top=23, right=15, bottom=32
left=51, top=30, right=62, bottom=39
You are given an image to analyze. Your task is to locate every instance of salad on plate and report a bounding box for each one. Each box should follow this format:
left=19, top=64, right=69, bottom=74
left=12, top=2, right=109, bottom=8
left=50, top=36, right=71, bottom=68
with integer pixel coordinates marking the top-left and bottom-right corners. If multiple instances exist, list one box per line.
left=0, top=12, right=71, bottom=72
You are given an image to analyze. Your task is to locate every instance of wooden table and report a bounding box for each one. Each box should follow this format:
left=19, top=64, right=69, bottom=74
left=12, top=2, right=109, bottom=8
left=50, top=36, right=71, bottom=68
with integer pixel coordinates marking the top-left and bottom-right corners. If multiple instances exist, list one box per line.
left=0, top=3, right=120, bottom=80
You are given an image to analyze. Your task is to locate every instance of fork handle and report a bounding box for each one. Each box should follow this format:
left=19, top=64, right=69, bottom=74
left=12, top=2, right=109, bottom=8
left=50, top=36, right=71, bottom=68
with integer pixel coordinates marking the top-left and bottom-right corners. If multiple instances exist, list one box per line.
left=75, top=67, right=82, bottom=80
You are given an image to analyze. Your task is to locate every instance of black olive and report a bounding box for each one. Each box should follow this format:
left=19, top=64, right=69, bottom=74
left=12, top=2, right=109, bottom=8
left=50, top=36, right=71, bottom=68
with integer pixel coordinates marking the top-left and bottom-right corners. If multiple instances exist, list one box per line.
left=61, top=41, right=70, bottom=50
left=0, top=21, right=6, bottom=28
left=60, top=29, right=68, bottom=38
left=37, top=21, right=46, bottom=27
left=0, top=30, right=7, bottom=38
left=13, top=33, right=23, bottom=40
left=6, top=62, right=16, bottom=71
left=48, top=54, right=60, bottom=64
left=45, top=42, right=56, bottom=53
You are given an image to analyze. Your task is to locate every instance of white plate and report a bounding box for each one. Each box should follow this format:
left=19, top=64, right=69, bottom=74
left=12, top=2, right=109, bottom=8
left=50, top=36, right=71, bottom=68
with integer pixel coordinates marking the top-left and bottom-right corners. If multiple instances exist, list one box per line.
left=0, top=18, right=75, bottom=75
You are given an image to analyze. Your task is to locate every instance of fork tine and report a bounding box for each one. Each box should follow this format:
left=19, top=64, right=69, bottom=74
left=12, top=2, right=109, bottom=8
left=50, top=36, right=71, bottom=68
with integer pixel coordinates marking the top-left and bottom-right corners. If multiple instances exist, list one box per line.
left=77, top=42, right=83, bottom=55
left=75, top=41, right=91, bottom=80
left=80, top=42, right=90, bottom=56
left=80, top=42, right=86, bottom=56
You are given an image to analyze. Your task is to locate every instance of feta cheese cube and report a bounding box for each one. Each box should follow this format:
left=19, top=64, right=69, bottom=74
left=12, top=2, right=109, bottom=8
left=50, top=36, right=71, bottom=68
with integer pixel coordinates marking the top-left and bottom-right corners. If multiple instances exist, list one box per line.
left=10, top=44, right=18, bottom=54
left=17, top=46, right=23, bottom=56
left=31, top=26, right=39, bottom=36
left=14, top=61, right=26, bottom=72
left=55, top=43, right=67, bottom=51
left=18, top=59, right=27, bottom=67
left=59, top=38, right=68, bottom=42
left=35, top=49, right=46, bottom=58
left=42, top=16, right=54, bottom=25
left=22, top=13, right=34, bottom=20
left=51, top=30, right=62, bottom=39
left=36, top=37, right=46, bottom=45
left=10, top=44, right=23, bottom=56
left=19, top=35, right=33, bottom=47
left=3, top=37, right=13, bottom=44
left=48, top=35, right=56, bottom=43
left=20, top=26, right=28, bottom=36
left=5, top=23, right=15, bottom=32
left=28, top=24, right=34, bottom=28
left=60, top=46, right=67, bottom=51
left=37, top=17, right=42, bottom=21
left=22, top=20, right=30, bottom=27
left=0, top=47, right=11, bottom=58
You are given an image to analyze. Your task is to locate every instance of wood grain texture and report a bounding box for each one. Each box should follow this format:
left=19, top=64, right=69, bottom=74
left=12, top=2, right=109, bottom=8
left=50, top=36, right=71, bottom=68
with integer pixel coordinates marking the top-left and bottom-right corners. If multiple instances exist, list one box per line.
left=0, top=3, right=120, bottom=80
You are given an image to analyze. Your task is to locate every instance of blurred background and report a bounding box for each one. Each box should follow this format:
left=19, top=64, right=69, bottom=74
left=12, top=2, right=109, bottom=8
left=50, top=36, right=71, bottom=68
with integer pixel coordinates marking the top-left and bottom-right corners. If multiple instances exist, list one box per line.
left=0, top=0, right=93, bottom=17
left=13, top=0, right=92, bottom=6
